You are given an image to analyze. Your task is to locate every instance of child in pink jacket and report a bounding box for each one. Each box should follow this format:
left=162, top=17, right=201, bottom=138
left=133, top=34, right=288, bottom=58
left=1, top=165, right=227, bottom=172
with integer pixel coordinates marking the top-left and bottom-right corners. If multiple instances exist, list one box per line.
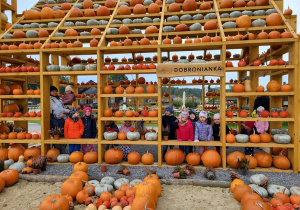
left=119, top=121, right=134, bottom=160
left=176, top=110, right=194, bottom=155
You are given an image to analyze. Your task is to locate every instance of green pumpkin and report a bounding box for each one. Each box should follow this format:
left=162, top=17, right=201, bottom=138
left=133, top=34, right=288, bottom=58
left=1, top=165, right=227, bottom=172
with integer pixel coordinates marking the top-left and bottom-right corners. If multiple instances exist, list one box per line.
left=37, top=0, right=46, bottom=5
left=75, top=21, right=86, bottom=26
left=30, top=23, right=40, bottom=28
left=48, top=22, right=59, bottom=27
left=266, top=9, right=278, bottom=15
left=205, top=13, right=217, bottom=20
left=119, top=2, right=129, bottom=6
left=133, top=18, right=142, bottom=23
left=73, top=3, right=83, bottom=9
left=39, top=24, right=48, bottom=28
left=46, top=65, right=60, bottom=71
left=180, top=14, right=192, bottom=21
left=57, top=154, right=70, bottom=163
left=242, top=10, right=253, bottom=16
left=73, top=64, right=86, bottom=71
left=166, top=0, right=175, bottom=3
left=99, top=20, right=108, bottom=25
left=222, top=21, right=236, bottom=29
left=142, top=17, right=153, bottom=23
left=48, top=0, right=56, bottom=4
left=31, top=7, right=41, bottom=12
left=93, top=4, right=100, bottom=8
left=112, top=19, right=122, bottom=24
left=3, top=34, right=13, bottom=39
left=131, top=29, right=142, bottom=34
left=107, top=28, right=119, bottom=35
left=53, top=6, right=61, bottom=11
left=55, top=32, right=65, bottom=37
left=253, top=10, right=265, bottom=16
left=23, top=24, right=31, bottom=28
left=189, top=23, right=202, bottom=31
left=26, top=30, right=39, bottom=38
left=252, top=19, right=266, bottom=27
left=12, top=24, right=23, bottom=29
left=230, top=11, right=242, bottom=18
left=220, top=13, right=229, bottom=18
left=80, top=31, right=91, bottom=36
left=163, top=26, right=174, bottom=32
left=153, top=18, right=160, bottom=22
left=143, top=0, right=153, bottom=6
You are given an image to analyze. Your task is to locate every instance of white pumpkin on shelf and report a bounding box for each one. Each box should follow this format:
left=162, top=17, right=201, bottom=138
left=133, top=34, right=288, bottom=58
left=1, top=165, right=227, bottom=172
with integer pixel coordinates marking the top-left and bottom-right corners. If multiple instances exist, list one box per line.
left=273, top=134, right=291, bottom=144
left=103, top=128, right=118, bottom=140
left=127, top=128, right=140, bottom=141
left=145, top=131, right=158, bottom=141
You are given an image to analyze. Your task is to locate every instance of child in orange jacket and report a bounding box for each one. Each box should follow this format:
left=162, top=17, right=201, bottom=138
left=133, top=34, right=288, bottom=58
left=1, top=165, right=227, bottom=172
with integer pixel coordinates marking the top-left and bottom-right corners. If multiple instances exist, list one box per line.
left=64, top=108, right=84, bottom=154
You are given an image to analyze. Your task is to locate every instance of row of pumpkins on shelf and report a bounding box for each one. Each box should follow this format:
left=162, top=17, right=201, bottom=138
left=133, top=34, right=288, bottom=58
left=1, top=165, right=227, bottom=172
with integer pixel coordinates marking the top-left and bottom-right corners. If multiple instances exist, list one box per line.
left=0, top=66, right=40, bottom=73
left=40, top=164, right=160, bottom=210
left=227, top=150, right=291, bottom=170
left=226, top=131, right=291, bottom=144
left=109, top=36, right=157, bottom=47
left=104, top=127, right=158, bottom=141
left=104, top=54, right=157, bottom=62
left=226, top=109, right=289, bottom=118
left=232, top=80, right=292, bottom=93
left=0, top=42, right=46, bottom=51
left=103, top=108, right=158, bottom=117
left=0, top=110, right=40, bottom=118
left=44, top=38, right=99, bottom=49
left=46, top=63, right=97, bottom=71
left=76, top=93, right=96, bottom=98
left=230, top=173, right=300, bottom=210
left=107, top=79, right=157, bottom=85
left=0, top=83, right=40, bottom=95
left=3, top=29, right=49, bottom=39
left=103, top=83, right=156, bottom=94
left=77, top=81, right=96, bottom=85
left=103, top=62, right=156, bottom=70
left=162, top=77, right=221, bottom=84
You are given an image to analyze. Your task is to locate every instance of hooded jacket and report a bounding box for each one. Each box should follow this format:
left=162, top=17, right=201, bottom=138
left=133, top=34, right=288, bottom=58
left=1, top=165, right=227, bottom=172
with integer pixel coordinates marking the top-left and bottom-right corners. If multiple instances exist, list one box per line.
left=64, top=117, right=84, bottom=139
left=176, top=119, right=194, bottom=141
left=62, top=92, right=76, bottom=105
left=50, top=95, right=70, bottom=116
left=162, top=115, right=177, bottom=140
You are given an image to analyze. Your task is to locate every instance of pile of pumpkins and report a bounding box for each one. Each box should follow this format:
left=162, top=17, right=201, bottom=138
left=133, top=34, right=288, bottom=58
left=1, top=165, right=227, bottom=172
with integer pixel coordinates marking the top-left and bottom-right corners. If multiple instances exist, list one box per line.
left=0, top=66, right=40, bottom=73
left=232, top=80, right=292, bottom=93
left=227, top=150, right=291, bottom=170
left=226, top=131, right=292, bottom=144
left=40, top=163, right=161, bottom=210
left=102, top=82, right=157, bottom=94
left=230, top=173, right=300, bottom=209
left=105, top=148, right=155, bottom=165
left=104, top=127, right=158, bottom=141
left=47, top=149, right=98, bottom=164
left=103, top=107, right=158, bottom=118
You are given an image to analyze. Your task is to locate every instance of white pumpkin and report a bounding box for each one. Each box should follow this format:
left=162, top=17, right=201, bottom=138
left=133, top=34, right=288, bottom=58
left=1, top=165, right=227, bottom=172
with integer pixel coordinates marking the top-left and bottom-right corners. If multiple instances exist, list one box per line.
left=123, top=206, right=131, bottom=210
left=87, top=180, right=100, bottom=187
left=249, top=184, right=268, bottom=198
left=145, top=132, right=158, bottom=141
left=57, top=154, right=69, bottom=163
left=130, top=179, right=143, bottom=187
left=104, top=131, right=118, bottom=140
left=127, top=132, right=140, bottom=141
left=112, top=206, right=122, bottom=210
left=273, top=134, right=291, bottom=144
left=4, top=159, right=14, bottom=169
left=100, top=176, right=115, bottom=185
left=95, top=184, right=113, bottom=196
left=290, top=187, right=300, bottom=195
left=114, top=178, right=129, bottom=189
left=267, top=184, right=290, bottom=197
left=98, top=205, right=108, bottom=210
left=235, top=134, right=249, bottom=143
left=9, top=162, right=26, bottom=172
left=249, top=174, right=268, bottom=185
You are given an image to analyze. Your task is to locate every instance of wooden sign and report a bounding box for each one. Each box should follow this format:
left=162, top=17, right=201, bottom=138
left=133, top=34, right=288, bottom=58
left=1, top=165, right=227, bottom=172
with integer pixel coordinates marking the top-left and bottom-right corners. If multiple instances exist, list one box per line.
left=156, top=61, right=224, bottom=77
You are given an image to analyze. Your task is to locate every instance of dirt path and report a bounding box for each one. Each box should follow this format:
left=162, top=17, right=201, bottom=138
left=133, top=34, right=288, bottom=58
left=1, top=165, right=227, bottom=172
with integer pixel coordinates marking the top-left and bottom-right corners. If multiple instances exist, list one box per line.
left=0, top=180, right=241, bottom=210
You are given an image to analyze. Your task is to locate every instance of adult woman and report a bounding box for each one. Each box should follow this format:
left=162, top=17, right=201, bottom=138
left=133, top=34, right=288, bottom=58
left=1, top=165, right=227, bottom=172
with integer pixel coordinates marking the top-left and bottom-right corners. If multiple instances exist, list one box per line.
left=50, top=86, right=70, bottom=153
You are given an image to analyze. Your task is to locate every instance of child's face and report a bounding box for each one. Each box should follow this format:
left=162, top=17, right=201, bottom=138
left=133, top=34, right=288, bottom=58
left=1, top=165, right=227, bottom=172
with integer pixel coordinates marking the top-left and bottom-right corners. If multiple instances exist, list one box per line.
left=105, top=121, right=112, bottom=126
left=73, top=112, right=79, bottom=118
left=214, top=118, right=220, bottom=124
left=165, top=111, right=170, bottom=116
left=200, top=116, right=206, bottom=123
left=125, top=121, right=132, bottom=127
left=189, top=114, right=195, bottom=120
left=85, top=110, right=91, bottom=116
left=65, top=90, right=71, bottom=94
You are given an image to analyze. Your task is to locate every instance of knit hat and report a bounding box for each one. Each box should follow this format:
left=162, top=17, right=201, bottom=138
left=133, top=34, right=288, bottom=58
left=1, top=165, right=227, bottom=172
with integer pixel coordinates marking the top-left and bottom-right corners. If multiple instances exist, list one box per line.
left=213, top=113, right=220, bottom=120
left=50, top=86, right=58, bottom=92
left=83, top=106, right=93, bottom=118
left=189, top=110, right=196, bottom=116
left=65, top=85, right=72, bottom=92
left=199, top=111, right=207, bottom=118
left=69, top=107, right=79, bottom=116
left=165, top=106, right=173, bottom=113
left=257, top=106, right=265, bottom=112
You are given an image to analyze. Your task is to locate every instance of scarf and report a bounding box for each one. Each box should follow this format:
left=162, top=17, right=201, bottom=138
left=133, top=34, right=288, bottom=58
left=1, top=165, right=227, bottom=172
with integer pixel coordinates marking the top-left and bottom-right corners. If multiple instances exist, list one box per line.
left=50, top=94, right=60, bottom=99
left=71, top=117, right=79, bottom=122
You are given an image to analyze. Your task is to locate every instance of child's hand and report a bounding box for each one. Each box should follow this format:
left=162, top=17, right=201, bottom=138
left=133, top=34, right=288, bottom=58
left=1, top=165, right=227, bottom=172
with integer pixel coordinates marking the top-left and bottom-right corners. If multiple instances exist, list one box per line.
left=188, top=139, right=192, bottom=141
left=178, top=139, right=182, bottom=142
left=194, top=140, right=199, bottom=142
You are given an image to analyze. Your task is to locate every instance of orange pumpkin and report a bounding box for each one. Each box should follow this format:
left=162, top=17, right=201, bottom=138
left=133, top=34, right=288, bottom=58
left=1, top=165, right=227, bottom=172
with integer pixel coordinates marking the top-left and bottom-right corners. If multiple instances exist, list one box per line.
left=103, top=85, right=113, bottom=94
left=118, top=5, right=131, bottom=15
left=148, top=3, right=160, bottom=13
left=133, top=4, right=146, bottom=14
left=146, top=85, right=156, bottom=93
left=236, top=15, right=252, bottom=28
left=104, top=148, right=123, bottom=164
left=226, top=151, right=244, bottom=169
left=267, top=80, right=280, bottom=92
left=182, top=0, right=197, bottom=11
left=266, top=13, right=282, bottom=26
left=168, top=2, right=180, bottom=12
left=204, top=21, right=218, bottom=30
left=280, top=84, right=292, bottom=92
left=232, top=84, right=245, bottom=92
left=245, top=155, right=257, bottom=169
left=54, top=10, right=65, bottom=18
left=41, top=7, right=55, bottom=19
left=103, top=108, right=113, bottom=117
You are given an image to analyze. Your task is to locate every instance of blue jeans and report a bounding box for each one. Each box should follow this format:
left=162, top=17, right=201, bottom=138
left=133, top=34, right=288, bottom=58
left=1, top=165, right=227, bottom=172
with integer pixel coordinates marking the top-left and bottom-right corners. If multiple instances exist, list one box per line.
left=69, top=144, right=81, bottom=154
left=179, top=146, right=192, bottom=156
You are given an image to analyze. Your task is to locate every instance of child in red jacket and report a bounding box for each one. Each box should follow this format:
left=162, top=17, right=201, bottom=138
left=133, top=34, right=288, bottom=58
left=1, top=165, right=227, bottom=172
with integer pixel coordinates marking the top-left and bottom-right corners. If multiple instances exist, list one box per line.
left=64, top=108, right=84, bottom=154
left=176, top=110, right=194, bottom=155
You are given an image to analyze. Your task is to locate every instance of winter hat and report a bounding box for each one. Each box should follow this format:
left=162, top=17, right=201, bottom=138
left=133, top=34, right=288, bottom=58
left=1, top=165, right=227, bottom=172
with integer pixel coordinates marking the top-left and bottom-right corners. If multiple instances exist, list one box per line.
left=189, top=110, right=196, bottom=116
left=213, top=113, right=220, bottom=120
left=199, top=111, right=207, bottom=118
left=65, top=85, right=72, bottom=92
left=50, top=86, right=58, bottom=92
left=165, top=106, right=173, bottom=113
left=84, top=106, right=93, bottom=118
left=70, top=107, right=79, bottom=116
left=257, top=106, right=265, bottom=112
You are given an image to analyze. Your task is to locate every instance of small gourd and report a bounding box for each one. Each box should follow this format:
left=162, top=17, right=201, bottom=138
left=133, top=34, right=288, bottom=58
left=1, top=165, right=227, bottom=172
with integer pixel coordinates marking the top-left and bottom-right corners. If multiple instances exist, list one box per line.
left=244, top=79, right=252, bottom=92
left=9, top=155, right=26, bottom=172
left=235, top=134, right=249, bottom=143
left=4, top=159, right=14, bottom=169
left=57, top=154, right=70, bottom=163
left=193, top=14, right=204, bottom=20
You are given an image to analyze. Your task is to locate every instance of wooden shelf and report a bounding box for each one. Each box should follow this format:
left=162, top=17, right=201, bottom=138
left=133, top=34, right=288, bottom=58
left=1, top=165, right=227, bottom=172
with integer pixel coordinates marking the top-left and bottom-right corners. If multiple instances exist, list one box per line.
left=226, top=65, right=295, bottom=72
left=76, top=98, right=96, bottom=100
left=226, top=92, right=294, bottom=97
left=43, top=71, right=98, bottom=75
left=161, top=140, right=222, bottom=146
left=0, top=72, right=40, bottom=77
left=226, top=141, right=294, bottom=148
left=105, top=161, right=159, bottom=166
left=0, top=117, right=41, bottom=121
left=75, top=85, right=97, bottom=88
left=100, top=93, right=158, bottom=98
left=0, top=37, right=48, bottom=43
left=99, top=69, right=157, bottom=74
left=101, top=140, right=158, bottom=145
left=44, top=139, right=98, bottom=144
left=225, top=117, right=294, bottom=122
left=0, top=95, right=40, bottom=99
left=1, top=2, right=16, bottom=11
left=100, top=117, right=158, bottom=121
left=0, top=139, right=41, bottom=143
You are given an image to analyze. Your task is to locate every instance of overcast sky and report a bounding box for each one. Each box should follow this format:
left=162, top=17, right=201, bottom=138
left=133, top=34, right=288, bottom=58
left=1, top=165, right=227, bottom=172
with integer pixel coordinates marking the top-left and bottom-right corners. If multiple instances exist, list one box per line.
left=5, top=0, right=298, bottom=88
